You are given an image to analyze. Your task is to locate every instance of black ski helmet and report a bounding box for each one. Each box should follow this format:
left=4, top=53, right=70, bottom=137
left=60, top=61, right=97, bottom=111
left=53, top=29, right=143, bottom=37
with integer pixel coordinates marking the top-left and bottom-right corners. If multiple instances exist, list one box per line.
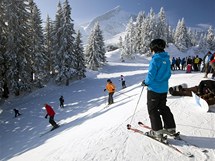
left=107, top=79, right=111, bottom=82
left=149, top=39, right=166, bottom=52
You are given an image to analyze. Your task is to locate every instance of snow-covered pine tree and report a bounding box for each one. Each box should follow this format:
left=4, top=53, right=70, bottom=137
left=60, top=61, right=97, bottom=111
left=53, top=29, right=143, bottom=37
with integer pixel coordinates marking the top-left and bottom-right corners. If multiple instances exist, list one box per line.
left=28, top=0, right=47, bottom=88
left=147, top=8, right=157, bottom=41
left=121, top=35, right=129, bottom=60
left=206, top=26, right=215, bottom=51
left=85, top=22, right=105, bottom=70
left=156, top=7, right=168, bottom=42
left=0, top=0, right=6, bottom=95
left=4, top=0, right=32, bottom=95
left=140, top=9, right=155, bottom=55
left=52, top=2, right=63, bottom=77
left=118, top=36, right=125, bottom=62
left=167, top=26, right=174, bottom=43
left=197, top=33, right=208, bottom=54
left=94, top=22, right=106, bottom=63
left=121, top=18, right=135, bottom=59
left=85, top=32, right=100, bottom=70
left=188, top=29, right=199, bottom=47
left=133, top=11, right=145, bottom=54
left=54, top=0, right=76, bottom=85
left=44, top=15, right=55, bottom=77
left=119, top=36, right=123, bottom=49
left=74, top=30, right=86, bottom=79
left=174, top=18, right=192, bottom=52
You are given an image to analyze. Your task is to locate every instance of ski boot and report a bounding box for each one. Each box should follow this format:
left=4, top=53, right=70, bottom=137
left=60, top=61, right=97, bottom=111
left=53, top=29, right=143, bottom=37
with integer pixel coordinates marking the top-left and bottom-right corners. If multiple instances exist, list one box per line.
left=145, top=130, right=167, bottom=143
left=51, top=124, right=59, bottom=131
left=163, top=128, right=180, bottom=140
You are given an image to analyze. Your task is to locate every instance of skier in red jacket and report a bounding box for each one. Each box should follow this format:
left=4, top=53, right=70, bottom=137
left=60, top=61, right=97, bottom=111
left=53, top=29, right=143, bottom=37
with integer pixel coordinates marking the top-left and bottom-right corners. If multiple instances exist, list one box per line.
left=44, top=104, right=59, bottom=130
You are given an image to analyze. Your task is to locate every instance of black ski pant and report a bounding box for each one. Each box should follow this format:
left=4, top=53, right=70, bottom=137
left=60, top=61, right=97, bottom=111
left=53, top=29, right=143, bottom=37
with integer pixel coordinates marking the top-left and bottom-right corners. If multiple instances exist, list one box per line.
left=122, top=81, right=126, bottom=88
left=60, top=101, right=64, bottom=108
left=108, top=92, right=114, bottom=104
left=14, top=109, right=21, bottom=117
left=49, top=116, right=57, bottom=127
left=147, top=90, right=176, bottom=131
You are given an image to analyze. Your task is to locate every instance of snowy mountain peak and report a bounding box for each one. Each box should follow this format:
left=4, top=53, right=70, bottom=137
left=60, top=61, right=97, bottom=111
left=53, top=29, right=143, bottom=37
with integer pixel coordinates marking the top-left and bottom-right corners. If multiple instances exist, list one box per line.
left=81, top=6, right=135, bottom=40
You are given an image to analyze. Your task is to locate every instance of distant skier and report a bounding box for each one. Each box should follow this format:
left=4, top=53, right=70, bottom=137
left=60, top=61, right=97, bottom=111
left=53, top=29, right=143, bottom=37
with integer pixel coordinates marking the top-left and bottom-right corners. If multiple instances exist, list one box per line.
left=59, top=96, right=64, bottom=108
left=13, top=108, right=21, bottom=118
left=203, top=51, right=212, bottom=78
left=104, top=79, right=116, bottom=105
left=44, top=104, right=59, bottom=130
left=142, top=39, right=176, bottom=141
left=119, top=75, right=126, bottom=89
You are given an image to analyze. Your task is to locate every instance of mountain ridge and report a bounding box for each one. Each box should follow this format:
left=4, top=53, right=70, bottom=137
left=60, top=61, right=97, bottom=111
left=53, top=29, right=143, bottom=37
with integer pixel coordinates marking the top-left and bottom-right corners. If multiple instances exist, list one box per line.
left=77, top=5, right=135, bottom=43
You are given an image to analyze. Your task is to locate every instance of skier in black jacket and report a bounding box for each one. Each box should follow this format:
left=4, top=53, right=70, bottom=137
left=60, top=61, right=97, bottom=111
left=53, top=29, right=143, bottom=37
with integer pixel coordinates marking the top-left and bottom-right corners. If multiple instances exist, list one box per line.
left=59, top=96, right=64, bottom=108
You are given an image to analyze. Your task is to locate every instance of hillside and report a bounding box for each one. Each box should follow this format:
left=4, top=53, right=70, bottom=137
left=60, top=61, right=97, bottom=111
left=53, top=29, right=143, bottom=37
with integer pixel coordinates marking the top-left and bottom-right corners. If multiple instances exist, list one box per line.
left=0, top=49, right=215, bottom=161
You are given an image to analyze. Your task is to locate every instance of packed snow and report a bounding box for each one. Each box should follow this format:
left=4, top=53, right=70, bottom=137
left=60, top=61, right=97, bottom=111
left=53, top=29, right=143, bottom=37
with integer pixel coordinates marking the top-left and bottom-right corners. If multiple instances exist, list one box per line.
left=1, top=48, right=215, bottom=161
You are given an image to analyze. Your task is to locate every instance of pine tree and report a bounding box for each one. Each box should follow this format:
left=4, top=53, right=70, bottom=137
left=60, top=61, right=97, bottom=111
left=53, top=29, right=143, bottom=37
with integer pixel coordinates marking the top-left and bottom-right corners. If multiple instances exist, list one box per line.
left=174, top=18, right=192, bottom=52
left=54, top=0, right=76, bottom=85
left=197, top=33, right=208, bottom=54
left=44, top=15, right=55, bottom=76
left=134, top=11, right=145, bottom=53
left=119, top=36, right=123, bottom=49
left=0, top=0, right=6, bottom=93
left=206, top=26, right=215, bottom=51
left=94, top=22, right=106, bottom=63
left=52, top=2, right=63, bottom=76
left=28, top=0, right=47, bottom=87
left=118, top=36, right=124, bottom=62
left=148, top=8, right=157, bottom=40
left=167, top=26, right=174, bottom=43
left=140, top=14, right=151, bottom=54
left=85, top=31, right=100, bottom=70
left=121, top=18, right=135, bottom=59
left=74, top=30, right=86, bottom=79
left=188, top=28, right=198, bottom=46
left=4, top=0, right=32, bottom=95
left=85, top=22, right=106, bottom=70
left=156, top=7, right=168, bottom=42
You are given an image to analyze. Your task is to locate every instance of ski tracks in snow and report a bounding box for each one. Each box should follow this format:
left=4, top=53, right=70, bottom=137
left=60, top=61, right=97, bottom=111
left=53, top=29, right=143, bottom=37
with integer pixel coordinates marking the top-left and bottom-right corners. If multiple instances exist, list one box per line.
left=80, top=126, right=129, bottom=161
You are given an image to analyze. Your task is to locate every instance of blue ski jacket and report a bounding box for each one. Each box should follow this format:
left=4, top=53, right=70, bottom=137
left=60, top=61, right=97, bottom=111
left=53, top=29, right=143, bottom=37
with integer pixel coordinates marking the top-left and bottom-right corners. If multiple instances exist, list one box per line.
left=145, top=52, right=171, bottom=93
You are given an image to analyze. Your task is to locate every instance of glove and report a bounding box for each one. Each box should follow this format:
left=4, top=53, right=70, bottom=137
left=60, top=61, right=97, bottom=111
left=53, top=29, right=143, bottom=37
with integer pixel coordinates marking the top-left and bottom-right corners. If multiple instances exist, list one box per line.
left=141, top=80, right=147, bottom=86
left=104, top=89, right=106, bottom=92
left=45, top=115, right=48, bottom=119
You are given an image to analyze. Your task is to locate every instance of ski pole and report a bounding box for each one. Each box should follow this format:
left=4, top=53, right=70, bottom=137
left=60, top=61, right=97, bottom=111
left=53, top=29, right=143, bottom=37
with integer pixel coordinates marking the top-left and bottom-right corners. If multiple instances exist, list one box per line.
left=128, top=86, right=144, bottom=126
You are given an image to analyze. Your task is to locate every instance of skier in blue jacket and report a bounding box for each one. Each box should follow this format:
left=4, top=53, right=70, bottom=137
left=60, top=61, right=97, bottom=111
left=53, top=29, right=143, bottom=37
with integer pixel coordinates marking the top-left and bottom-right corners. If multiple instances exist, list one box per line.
left=142, top=39, right=176, bottom=141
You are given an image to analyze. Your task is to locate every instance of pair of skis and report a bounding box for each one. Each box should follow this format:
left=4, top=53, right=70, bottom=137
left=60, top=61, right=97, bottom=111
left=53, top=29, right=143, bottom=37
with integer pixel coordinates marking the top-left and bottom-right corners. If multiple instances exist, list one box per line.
left=127, top=122, right=208, bottom=158
left=39, top=124, right=61, bottom=137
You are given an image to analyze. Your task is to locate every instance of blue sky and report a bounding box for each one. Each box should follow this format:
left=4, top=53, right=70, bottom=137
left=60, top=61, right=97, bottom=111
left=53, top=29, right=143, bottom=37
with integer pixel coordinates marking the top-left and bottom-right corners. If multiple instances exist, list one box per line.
left=34, top=0, right=215, bottom=28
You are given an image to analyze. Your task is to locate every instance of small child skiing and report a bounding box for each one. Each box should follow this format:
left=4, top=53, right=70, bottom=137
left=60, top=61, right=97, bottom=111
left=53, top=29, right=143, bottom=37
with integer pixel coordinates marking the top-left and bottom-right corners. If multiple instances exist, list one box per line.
left=119, top=75, right=126, bottom=89
left=13, top=108, right=21, bottom=118
left=59, top=96, right=64, bottom=108
left=44, top=104, right=59, bottom=130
